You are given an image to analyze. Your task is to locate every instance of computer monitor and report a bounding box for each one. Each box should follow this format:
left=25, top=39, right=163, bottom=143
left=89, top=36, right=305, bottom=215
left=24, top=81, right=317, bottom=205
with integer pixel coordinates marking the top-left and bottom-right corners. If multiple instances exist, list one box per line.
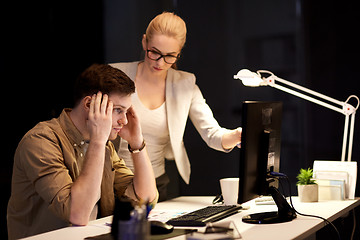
left=238, top=101, right=296, bottom=224
left=238, top=101, right=282, bottom=203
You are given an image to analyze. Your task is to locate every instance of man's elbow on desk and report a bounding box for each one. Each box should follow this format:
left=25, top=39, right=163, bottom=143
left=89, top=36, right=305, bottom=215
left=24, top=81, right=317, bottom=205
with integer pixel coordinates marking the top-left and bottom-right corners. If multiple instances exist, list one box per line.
left=128, top=180, right=159, bottom=206
left=69, top=211, right=90, bottom=226
left=68, top=193, right=95, bottom=226
left=136, top=188, right=159, bottom=204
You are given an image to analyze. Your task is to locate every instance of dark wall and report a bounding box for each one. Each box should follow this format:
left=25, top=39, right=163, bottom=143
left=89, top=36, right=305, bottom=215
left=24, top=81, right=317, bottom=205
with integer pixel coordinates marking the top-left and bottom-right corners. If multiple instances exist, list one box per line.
left=1, top=0, right=359, bottom=238
left=1, top=1, right=104, bottom=238
left=303, top=2, right=360, bottom=163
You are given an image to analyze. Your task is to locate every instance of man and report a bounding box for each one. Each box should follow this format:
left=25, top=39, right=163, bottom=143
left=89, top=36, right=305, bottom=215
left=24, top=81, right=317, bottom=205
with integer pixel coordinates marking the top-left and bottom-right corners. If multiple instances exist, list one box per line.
left=7, top=64, right=158, bottom=239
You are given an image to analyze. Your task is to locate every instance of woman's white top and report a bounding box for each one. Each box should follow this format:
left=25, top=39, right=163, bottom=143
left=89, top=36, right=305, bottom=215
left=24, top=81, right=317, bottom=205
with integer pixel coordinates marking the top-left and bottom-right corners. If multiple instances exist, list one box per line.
left=119, top=92, right=173, bottom=178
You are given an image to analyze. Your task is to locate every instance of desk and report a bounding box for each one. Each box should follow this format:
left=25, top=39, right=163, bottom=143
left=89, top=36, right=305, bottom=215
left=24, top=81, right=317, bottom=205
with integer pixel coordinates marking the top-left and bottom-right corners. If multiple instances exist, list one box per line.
left=23, top=196, right=360, bottom=240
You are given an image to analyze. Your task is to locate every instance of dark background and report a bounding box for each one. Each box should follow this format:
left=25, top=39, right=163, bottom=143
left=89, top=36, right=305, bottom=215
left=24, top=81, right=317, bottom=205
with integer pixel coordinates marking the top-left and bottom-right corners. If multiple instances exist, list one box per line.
left=1, top=0, right=359, bottom=238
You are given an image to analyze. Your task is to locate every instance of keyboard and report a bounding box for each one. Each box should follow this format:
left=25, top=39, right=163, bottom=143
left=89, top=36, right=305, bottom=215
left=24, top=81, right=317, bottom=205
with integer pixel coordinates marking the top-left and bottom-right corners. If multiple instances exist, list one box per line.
left=166, top=205, right=242, bottom=227
left=255, top=196, right=276, bottom=205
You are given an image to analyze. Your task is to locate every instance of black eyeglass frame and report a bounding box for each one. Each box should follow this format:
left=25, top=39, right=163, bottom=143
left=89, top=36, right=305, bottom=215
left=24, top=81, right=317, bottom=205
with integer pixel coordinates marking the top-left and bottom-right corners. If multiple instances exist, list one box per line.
left=146, top=49, right=180, bottom=64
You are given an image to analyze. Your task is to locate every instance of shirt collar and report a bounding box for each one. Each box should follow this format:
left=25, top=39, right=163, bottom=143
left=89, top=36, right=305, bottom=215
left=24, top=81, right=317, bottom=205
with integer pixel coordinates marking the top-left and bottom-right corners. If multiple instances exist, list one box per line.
left=58, top=108, right=88, bottom=148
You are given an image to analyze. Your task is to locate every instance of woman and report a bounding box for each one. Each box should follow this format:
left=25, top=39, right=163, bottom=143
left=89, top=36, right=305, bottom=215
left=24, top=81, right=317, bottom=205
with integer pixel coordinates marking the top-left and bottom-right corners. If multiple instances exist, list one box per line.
left=111, top=12, right=241, bottom=201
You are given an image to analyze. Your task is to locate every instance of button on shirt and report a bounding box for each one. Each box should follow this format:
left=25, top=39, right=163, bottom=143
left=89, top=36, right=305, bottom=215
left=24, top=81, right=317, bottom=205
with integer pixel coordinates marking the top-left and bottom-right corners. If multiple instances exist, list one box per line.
left=7, top=109, right=148, bottom=240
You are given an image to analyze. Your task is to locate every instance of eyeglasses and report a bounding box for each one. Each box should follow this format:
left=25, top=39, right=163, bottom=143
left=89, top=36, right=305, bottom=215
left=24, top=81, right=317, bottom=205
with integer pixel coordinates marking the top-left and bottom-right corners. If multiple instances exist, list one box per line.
left=146, top=49, right=180, bottom=64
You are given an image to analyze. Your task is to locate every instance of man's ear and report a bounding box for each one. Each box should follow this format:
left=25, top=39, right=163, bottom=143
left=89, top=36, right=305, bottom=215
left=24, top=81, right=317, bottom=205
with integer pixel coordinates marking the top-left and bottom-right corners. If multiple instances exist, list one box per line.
left=82, top=96, right=92, bottom=112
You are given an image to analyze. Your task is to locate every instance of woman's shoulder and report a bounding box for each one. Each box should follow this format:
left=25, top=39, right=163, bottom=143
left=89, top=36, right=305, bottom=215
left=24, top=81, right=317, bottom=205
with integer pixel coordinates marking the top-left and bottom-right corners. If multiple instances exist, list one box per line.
left=168, top=68, right=196, bottom=85
left=109, top=61, right=138, bottom=68
left=108, top=61, right=139, bottom=79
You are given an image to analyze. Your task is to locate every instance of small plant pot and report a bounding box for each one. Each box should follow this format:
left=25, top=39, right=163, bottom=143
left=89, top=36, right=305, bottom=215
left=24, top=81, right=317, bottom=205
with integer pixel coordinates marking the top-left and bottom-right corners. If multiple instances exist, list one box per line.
left=297, top=184, right=318, bottom=202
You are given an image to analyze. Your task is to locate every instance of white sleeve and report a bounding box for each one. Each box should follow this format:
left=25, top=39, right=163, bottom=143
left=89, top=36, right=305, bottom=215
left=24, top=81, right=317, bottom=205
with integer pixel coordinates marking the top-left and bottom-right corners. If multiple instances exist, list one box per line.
left=188, top=84, right=232, bottom=152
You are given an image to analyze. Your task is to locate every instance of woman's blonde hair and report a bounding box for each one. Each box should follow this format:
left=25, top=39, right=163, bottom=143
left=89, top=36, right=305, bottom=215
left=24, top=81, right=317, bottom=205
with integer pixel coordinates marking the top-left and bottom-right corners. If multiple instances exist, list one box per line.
left=145, top=12, right=187, bottom=49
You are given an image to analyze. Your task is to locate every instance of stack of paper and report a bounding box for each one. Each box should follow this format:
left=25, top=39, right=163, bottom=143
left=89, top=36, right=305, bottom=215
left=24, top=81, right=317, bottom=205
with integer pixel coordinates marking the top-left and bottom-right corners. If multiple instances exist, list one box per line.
left=313, top=160, right=357, bottom=200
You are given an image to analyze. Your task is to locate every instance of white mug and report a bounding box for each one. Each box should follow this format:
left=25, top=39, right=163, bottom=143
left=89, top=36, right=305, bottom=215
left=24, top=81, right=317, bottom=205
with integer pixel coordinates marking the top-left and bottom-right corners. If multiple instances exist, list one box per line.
left=220, top=178, right=239, bottom=205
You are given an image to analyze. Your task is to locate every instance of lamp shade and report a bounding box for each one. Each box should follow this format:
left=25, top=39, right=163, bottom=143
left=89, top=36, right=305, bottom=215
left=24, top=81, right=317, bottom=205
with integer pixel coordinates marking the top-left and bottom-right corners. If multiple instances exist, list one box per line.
left=233, top=69, right=264, bottom=87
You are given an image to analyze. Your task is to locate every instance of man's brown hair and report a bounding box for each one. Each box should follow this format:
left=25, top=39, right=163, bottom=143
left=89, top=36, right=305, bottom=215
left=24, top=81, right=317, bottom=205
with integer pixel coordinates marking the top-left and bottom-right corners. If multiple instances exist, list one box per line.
left=73, top=64, right=135, bottom=106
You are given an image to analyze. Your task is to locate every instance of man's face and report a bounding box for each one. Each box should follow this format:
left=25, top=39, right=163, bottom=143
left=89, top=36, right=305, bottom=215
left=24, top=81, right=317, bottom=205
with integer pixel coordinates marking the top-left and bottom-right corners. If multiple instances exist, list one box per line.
left=108, top=93, right=132, bottom=140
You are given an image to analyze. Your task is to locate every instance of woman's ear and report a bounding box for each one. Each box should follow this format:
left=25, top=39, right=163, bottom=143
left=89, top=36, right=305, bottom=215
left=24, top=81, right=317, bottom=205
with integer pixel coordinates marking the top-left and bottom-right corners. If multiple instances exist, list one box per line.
left=141, top=34, right=147, bottom=51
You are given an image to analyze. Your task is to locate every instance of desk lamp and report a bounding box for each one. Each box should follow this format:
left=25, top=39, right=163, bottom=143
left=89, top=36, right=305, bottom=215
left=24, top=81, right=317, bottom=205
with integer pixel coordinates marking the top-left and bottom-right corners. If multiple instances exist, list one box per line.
left=234, top=69, right=359, bottom=162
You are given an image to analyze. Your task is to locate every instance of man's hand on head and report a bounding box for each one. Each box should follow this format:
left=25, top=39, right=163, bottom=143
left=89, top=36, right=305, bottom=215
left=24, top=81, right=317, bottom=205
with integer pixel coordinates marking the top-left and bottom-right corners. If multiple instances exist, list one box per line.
left=87, top=92, right=113, bottom=144
left=118, top=106, right=144, bottom=149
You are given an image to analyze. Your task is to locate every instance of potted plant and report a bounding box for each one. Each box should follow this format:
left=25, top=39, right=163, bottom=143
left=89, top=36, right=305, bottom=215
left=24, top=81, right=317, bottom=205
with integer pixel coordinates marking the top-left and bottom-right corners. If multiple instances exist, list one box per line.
left=297, top=168, right=318, bottom=202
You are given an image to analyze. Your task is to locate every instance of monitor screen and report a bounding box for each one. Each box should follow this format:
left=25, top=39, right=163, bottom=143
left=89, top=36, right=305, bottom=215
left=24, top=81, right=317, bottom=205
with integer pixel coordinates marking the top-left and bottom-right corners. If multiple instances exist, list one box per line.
left=238, top=101, right=283, bottom=204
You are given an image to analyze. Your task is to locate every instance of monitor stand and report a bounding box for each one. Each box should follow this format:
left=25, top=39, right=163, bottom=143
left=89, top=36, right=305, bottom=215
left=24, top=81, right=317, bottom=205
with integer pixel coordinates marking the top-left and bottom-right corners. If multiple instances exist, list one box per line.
left=242, top=187, right=296, bottom=224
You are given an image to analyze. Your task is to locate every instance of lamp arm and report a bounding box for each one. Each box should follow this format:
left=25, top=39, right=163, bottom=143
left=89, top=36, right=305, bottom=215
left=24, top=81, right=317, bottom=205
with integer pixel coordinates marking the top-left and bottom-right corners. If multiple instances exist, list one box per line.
left=267, top=74, right=360, bottom=162
left=258, top=70, right=359, bottom=116
left=274, top=76, right=343, bottom=106
left=272, top=83, right=356, bottom=162
left=347, top=113, right=356, bottom=161
left=270, top=78, right=359, bottom=162
left=258, top=70, right=344, bottom=107
left=270, top=84, right=344, bottom=114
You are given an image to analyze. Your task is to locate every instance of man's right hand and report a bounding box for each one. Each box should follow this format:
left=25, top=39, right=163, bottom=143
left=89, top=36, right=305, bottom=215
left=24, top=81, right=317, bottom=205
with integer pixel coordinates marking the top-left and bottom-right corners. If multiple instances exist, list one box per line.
left=87, top=92, right=113, bottom=144
left=70, top=92, right=113, bottom=226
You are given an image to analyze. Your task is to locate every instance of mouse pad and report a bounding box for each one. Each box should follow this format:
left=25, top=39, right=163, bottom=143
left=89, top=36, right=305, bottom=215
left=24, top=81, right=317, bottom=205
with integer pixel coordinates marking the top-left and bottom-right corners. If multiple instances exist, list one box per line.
left=85, top=229, right=196, bottom=240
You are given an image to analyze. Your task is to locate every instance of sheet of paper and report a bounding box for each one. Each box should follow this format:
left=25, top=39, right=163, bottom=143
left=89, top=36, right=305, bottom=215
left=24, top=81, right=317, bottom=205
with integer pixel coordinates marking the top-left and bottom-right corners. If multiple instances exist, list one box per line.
left=148, top=209, right=188, bottom=222
left=316, top=179, right=345, bottom=200
left=313, top=160, right=357, bottom=199
left=314, top=172, right=348, bottom=198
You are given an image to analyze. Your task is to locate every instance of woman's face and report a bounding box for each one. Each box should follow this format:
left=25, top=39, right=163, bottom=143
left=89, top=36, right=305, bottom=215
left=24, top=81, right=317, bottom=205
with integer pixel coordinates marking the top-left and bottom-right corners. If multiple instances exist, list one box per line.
left=142, top=34, right=181, bottom=75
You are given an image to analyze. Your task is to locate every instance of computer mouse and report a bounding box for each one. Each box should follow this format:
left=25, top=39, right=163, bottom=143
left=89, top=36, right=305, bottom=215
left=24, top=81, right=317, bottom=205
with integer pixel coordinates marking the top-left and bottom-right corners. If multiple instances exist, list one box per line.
left=150, top=220, right=174, bottom=235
